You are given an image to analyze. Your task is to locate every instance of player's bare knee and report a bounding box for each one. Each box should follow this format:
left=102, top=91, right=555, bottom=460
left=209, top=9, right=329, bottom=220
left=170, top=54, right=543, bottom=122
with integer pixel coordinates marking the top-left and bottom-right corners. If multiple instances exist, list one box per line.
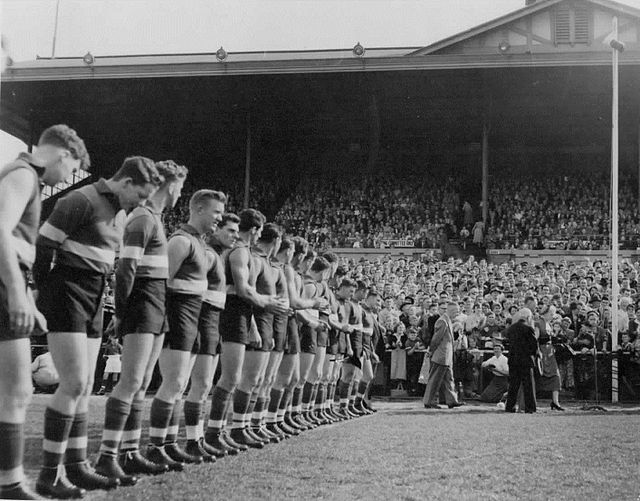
left=61, top=379, right=87, bottom=399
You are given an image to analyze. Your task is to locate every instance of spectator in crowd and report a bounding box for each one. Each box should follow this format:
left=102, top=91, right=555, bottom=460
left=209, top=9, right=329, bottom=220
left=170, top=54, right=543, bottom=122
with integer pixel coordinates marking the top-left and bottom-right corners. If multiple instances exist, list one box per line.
left=537, top=330, right=565, bottom=411
left=504, top=308, right=538, bottom=413
left=388, top=323, right=407, bottom=389
left=405, top=326, right=426, bottom=396
left=480, top=344, right=509, bottom=403
left=97, top=336, right=123, bottom=396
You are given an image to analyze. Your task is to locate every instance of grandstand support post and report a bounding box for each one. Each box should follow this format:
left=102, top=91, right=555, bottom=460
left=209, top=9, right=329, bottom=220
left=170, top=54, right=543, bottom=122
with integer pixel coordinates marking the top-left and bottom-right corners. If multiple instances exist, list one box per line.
left=244, top=111, right=251, bottom=210
left=481, top=121, right=489, bottom=225
left=611, top=16, right=620, bottom=403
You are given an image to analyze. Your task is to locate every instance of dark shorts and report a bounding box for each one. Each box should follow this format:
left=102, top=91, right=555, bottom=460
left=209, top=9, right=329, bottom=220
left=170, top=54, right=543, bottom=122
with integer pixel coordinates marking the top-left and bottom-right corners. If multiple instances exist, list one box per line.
left=362, top=334, right=372, bottom=360
left=299, top=324, right=317, bottom=355
left=327, top=328, right=340, bottom=356
left=247, top=308, right=274, bottom=352
left=195, top=303, right=221, bottom=356
left=345, top=330, right=363, bottom=367
left=219, top=295, right=252, bottom=345
left=120, top=278, right=167, bottom=336
left=37, top=265, right=105, bottom=338
left=163, top=292, right=203, bottom=352
left=284, top=316, right=300, bottom=355
left=0, top=269, right=31, bottom=342
left=272, top=314, right=288, bottom=352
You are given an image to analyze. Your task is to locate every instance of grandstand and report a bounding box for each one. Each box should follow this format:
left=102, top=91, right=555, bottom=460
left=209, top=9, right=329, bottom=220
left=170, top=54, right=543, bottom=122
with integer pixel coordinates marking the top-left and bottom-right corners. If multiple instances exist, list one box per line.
left=4, top=0, right=640, bottom=258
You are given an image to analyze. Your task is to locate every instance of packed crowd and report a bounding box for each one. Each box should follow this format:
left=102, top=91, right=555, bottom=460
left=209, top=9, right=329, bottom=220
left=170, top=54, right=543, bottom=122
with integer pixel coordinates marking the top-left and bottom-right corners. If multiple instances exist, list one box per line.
left=484, top=171, right=640, bottom=251
left=275, top=171, right=460, bottom=249
left=334, top=254, right=640, bottom=400
left=264, top=167, right=640, bottom=252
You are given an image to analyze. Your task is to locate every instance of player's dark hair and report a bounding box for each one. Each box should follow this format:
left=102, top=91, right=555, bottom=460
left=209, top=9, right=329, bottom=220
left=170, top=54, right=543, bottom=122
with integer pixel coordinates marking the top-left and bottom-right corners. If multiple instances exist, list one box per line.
left=279, top=237, right=294, bottom=253
left=239, top=208, right=265, bottom=232
left=310, top=256, right=330, bottom=273
left=113, top=156, right=164, bottom=187
left=258, top=222, right=282, bottom=243
left=340, top=278, right=358, bottom=289
left=322, top=251, right=338, bottom=264
left=293, top=237, right=309, bottom=256
left=219, top=213, right=240, bottom=228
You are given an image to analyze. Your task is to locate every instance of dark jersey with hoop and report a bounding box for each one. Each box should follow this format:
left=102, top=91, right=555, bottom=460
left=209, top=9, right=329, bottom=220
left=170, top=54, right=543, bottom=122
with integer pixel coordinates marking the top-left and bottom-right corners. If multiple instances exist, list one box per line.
left=167, top=224, right=208, bottom=296
left=219, top=239, right=254, bottom=345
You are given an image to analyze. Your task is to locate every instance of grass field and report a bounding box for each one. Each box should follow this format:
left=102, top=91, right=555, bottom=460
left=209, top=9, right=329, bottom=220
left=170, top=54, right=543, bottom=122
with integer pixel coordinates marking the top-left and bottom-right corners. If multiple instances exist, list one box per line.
left=21, top=395, right=640, bottom=501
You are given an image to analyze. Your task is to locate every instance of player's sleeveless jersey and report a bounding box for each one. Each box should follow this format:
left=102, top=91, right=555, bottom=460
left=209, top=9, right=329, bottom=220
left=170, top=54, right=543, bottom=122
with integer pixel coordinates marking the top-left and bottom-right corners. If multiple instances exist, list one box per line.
left=0, top=153, right=42, bottom=270
left=167, top=224, right=208, bottom=295
left=119, top=205, right=169, bottom=279
left=203, top=243, right=226, bottom=310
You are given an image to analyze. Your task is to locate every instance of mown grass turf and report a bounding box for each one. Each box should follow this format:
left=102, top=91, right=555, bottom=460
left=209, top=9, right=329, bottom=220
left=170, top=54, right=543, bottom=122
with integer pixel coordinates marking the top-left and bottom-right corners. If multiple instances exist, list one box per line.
left=22, top=396, right=640, bottom=500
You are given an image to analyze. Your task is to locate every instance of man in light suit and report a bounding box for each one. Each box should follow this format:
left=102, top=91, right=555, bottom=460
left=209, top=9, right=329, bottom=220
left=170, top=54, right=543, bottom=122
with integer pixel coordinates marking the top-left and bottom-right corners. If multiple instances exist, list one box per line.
left=423, top=301, right=464, bottom=409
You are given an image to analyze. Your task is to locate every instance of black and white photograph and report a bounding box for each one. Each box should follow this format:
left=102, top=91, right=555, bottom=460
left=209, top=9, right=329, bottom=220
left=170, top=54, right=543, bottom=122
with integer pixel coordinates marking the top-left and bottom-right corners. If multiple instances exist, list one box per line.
left=1, top=0, right=640, bottom=499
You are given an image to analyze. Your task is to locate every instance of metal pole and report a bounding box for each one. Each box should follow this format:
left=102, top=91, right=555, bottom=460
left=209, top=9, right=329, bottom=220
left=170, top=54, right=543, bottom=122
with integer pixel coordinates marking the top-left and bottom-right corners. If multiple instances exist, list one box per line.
left=244, top=112, right=251, bottom=210
left=611, top=16, right=619, bottom=403
left=482, top=121, right=489, bottom=225
left=51, top=0, right=61, bottom=58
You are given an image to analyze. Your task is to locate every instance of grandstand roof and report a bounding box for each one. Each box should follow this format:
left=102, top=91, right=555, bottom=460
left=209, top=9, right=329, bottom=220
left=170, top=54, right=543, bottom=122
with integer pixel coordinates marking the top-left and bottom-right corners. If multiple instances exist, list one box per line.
left=2, top=0, right=640, bottom=183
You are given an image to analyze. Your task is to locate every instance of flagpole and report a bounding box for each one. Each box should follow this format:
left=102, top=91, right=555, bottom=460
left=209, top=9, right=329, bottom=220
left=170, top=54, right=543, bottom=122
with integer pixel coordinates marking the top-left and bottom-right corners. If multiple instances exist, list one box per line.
left=611, top=16, right=620, bottom=403
left=51, top=0, right=61, bottom=58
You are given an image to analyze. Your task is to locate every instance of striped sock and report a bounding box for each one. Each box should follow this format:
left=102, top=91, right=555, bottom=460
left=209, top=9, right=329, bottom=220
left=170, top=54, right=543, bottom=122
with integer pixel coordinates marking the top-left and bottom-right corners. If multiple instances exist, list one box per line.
left=267, top=389, right=284, bottom=424
left=301, top=382, right=314, bottom=412
left=42, top=408, right=74, bottom=468
left=65, top=413, right=88, bottom=464
left=148, top=398, right=173, bottom=447
left=184, top=401, right=201, bottom=441
left=165, top=400, right=181, bottom=445
left=326, top=383, right=336, bottom=409
left=278, top=388, right=291, bottom=422
left=355, top=380, right=368, bottom=405
left=205, top=387, right=232, bottom=437
left=315, top=384, right=326, bottom=410
left=250, top=397, right=266, bottom=428
left=0, top=422, right=24, bottom=487
left=99, top=397, right=131, bottom=456
left=230, top=390, right=251, bottom=430
left=338, top=380, right=350, bottom=407
left=308, top=383, right=319, bottom=411
left=292, top=387, right=303, bottom=415
left=197, top=398, right=207, bottom=440
left=121, top=398, right=143, bottom=452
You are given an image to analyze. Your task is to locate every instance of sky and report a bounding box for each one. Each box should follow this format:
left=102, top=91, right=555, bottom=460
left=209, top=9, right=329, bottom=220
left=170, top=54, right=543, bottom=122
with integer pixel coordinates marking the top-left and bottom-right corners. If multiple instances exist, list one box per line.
left=1, top=0, right=640, bottom=162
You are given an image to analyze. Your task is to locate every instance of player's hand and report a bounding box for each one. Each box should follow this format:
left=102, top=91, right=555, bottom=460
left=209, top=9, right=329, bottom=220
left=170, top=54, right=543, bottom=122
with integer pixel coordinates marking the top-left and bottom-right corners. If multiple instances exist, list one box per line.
left=27, top=289, right=47, bottom=334
left=316, top=320, right=329, bottom=331
left=372, top=353, right=380, bottom=363
left=346, top=348, right=354, bottom=357
left=8, top=289, right=34, bottom=337
left=269, top=339, right=275, bottom=351
left=249, top=323, right=262, bottom=348
left=313, top=298, right=329, bottom=310
left=266, top=297, right=289, bottom=316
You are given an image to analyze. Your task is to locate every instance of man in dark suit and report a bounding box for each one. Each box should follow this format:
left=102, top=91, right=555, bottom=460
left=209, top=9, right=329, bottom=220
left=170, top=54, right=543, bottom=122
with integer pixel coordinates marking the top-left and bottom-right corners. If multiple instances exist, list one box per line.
left=422, top=301, right=463, bottom=409
left=504, top=308, right=539, bottom=413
